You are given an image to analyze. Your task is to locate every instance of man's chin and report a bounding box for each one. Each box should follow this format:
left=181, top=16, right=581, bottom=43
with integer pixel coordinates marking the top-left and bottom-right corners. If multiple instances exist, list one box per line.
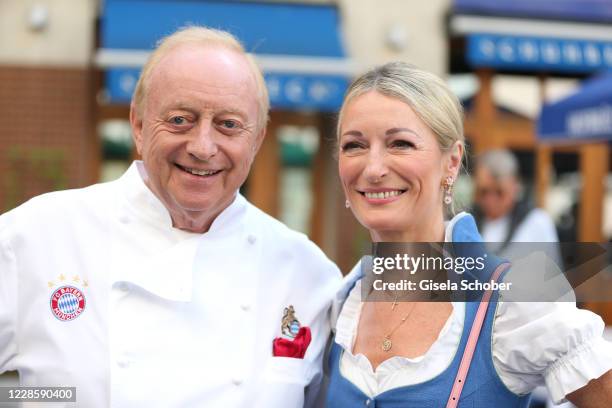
left=175, top=201, right=216, bottom=214
left=168, top=190, right=236, bottom=219
left=173, top=194, right=234, bottom=215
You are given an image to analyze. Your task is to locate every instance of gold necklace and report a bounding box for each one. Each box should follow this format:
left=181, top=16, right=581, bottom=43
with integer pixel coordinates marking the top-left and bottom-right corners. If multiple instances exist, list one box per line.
left=382, top=303, right=417, bottom=352
left=391, top=295, right=399, bottom=310
left=370, top=290, right=399, bottom=309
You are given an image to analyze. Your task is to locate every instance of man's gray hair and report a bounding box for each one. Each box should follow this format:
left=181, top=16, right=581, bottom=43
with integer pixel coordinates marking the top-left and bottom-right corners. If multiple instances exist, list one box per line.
left=132, top=25, right=270, bottom=131
left=476, top=149, right=519, bottom=180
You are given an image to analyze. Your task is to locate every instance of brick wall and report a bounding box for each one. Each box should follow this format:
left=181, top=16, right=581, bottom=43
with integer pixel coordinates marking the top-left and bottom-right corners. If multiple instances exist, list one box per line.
left=0, top=66, right=98, bottom=212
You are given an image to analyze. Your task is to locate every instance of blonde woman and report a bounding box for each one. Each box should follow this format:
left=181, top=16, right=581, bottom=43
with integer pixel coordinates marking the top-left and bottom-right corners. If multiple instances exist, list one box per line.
left=326, top=62, right=612, bottom=407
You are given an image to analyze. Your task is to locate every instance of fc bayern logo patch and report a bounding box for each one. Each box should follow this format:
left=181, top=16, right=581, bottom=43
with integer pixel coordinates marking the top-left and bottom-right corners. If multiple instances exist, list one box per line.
left=50, top=285, right=86, bottom=321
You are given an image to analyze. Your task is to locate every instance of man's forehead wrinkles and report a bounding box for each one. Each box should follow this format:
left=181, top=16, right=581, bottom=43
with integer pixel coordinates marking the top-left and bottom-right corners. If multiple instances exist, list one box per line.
left=172, top=78, right=251, bottom=90
left=152, top=81, right=249, bottom=95
left=157, top=66, right=256, bottom=87
left=160, top=97, right=250, bottom=113
left=152, top=86, right=252, bottom=110
left=143, top=46, right=260, bottom=126
left=151, top=79, right=254, bottom=102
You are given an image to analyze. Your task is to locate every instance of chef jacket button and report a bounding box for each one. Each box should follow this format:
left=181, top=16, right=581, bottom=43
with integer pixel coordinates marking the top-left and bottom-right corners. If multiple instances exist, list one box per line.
left=231, top=377, right=243, bottom=386
left=240, top=303, right=251, bottom=312
left=117, top=360, right=129, bottom=368
left=247, top=234, right=256, bottom=244
left=119, top=215, right=131, bottom=224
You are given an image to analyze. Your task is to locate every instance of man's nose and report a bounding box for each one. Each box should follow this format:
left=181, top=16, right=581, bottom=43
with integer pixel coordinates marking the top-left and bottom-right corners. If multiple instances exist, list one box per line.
left=363, top=150, right=388, bottom=183
left=186, top=121, right=218, bottom=160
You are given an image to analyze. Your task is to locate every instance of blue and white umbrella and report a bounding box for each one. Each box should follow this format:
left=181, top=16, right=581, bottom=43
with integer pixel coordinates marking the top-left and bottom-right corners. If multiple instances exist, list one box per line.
left=538, top=73, right=612, bottom=142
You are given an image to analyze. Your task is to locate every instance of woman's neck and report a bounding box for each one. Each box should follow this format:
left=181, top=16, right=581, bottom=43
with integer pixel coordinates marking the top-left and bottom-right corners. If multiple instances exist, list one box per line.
left=371, top=212, right=446, bottom=243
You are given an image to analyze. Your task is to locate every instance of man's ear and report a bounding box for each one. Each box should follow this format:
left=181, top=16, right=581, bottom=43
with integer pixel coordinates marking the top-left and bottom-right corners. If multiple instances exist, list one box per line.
left=129, top=102, right=144, bottom=156
left=446, top=141, right=464, bottom=179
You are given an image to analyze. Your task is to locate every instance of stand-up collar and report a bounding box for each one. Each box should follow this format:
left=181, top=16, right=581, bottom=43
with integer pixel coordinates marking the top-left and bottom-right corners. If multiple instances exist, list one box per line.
left=117, top=161, right=247, bottom=236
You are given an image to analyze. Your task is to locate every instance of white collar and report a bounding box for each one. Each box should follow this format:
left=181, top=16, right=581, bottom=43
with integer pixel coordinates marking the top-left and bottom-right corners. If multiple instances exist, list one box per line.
left=111, top=161, right=250, bottom=302
left=118, top=161, right=247, bottom=236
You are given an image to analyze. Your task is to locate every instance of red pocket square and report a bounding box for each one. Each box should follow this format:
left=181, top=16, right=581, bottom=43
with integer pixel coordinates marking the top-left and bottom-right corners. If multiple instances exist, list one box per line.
left=272, top=327, right=312, bottom=358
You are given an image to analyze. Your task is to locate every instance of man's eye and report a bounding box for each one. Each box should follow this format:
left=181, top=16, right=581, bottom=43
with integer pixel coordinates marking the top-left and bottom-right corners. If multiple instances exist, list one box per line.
left=170, top=116, right=187, bottom=125
left=221, top=120, right=239, bottom=129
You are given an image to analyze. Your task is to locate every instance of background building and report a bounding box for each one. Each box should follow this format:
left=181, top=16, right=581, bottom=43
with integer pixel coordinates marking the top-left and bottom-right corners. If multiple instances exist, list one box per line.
left=0, top=0, right=99, bottom=211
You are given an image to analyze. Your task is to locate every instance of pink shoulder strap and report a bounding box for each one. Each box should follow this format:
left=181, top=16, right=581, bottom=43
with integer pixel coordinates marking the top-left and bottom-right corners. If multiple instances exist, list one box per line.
left=445, top=262, right=510, bottom=408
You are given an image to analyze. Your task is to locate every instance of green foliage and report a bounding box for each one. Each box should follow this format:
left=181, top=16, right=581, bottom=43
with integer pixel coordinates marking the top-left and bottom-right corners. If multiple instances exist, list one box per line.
left=4, top=146, right=67, bottom=211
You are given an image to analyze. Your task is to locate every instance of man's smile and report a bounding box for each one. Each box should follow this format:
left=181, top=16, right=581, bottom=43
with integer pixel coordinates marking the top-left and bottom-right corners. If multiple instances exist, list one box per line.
left=175, top=163, right=222, bottom=177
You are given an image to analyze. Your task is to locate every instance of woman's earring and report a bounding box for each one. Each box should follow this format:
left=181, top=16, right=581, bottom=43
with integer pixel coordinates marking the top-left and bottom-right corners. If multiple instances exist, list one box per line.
left=345, top=199, right=350, bottom=208
left=443, top=176, right=454, bottom=205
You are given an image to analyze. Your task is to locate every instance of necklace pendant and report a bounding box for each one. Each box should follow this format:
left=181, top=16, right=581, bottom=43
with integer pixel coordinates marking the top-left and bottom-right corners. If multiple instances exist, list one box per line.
left=382, top=337, right=392, bottom=352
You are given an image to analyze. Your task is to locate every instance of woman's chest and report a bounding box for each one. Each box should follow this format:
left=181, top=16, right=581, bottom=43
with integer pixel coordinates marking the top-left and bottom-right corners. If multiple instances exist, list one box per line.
left=352, top=301, right=453, bottom=370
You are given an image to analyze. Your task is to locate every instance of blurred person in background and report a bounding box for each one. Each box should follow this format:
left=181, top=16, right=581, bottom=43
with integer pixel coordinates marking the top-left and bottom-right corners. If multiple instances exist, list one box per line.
left=0, top=26, right=340, bottom=407
left=473, top=149, right=559, bottom=256
left=326, top=62, right=612, bottom=407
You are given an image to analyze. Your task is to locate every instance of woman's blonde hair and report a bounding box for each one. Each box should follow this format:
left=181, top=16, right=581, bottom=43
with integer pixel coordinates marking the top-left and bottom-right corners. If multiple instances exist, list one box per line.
left=132, top=26, right=269, bottom=130
left=338, top=61, right=464, bottom=152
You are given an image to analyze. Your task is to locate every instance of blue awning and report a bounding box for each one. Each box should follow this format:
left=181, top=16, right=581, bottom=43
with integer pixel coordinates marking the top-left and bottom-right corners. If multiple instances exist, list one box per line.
left=466, top=34, right=612, bottom=74
left=454, top=0, right=612, bottom=23
left=451, top=0, right=612, bottom=74
left=537, top=73, right=612, bottom=142
left=97, top=0, right=352, bottom=111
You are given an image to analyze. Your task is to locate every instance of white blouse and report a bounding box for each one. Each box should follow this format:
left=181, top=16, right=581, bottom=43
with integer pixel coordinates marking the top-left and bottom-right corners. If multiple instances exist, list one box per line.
left=334, top=214, right=612, bottom=404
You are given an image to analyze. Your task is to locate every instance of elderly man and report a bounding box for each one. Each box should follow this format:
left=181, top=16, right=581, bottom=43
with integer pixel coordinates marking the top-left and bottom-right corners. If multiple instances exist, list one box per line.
left=473, top=149, right=558, bottom=255
left=0, top=27, right=340, bottom=407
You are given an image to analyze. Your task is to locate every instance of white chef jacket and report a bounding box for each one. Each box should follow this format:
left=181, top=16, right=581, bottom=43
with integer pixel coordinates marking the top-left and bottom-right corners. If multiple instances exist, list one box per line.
left=0, top=161, right=341, bottom=408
